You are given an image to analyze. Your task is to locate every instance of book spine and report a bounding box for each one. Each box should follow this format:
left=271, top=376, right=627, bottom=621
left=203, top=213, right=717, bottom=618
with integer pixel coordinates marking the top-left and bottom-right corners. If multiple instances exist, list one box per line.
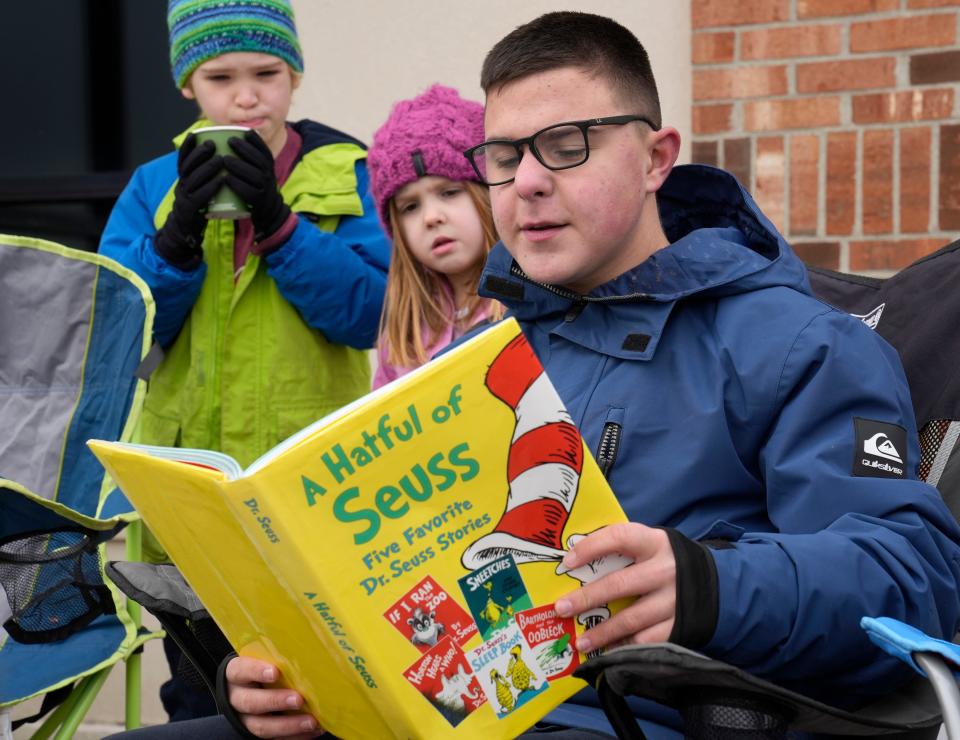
left=224, top=478, right=406, bottom=738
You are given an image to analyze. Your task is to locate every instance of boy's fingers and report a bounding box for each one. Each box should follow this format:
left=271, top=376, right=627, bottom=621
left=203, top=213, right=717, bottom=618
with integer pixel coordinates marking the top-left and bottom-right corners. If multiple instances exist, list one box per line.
left=223, top=175, right=263, bottom=206
left=229, top=685, right=304, bottom=715
left=225, top=657, right=322, bottom=737
left=177, top=134, right=197, bottom=168
left=563, top=523, right=666, bottom=569
left=555, top=527, right=676, bottom=631
left=557, top=552, right=674, bottom=618
left=228, top=135, right=272, bottom=169
left=243, top=128, right=274, bottom=157
left=192, top=174, right=225, bottom=205
left=242, top=712, right=321, bottom=739
left=222, top=156, right=265, bottom=185
left=183, top=156, right=224, bottom=191
left=226, top=655, right=280, bottom=685
left=180, top=139, right=217, bottom=177
left=575, top=588, right=675, bottom=652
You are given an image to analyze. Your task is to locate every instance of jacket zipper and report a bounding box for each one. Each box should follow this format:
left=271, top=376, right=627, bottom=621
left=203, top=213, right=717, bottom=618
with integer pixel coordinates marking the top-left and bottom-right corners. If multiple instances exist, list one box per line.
left=596, top=422, right=622, bottom=480
left=509, top=262, right=656, bottom=303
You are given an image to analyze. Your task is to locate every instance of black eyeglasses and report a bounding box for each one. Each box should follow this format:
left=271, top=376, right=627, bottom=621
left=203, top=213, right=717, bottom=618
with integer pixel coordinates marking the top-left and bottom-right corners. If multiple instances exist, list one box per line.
left=463, top=114, right=659, bottom=186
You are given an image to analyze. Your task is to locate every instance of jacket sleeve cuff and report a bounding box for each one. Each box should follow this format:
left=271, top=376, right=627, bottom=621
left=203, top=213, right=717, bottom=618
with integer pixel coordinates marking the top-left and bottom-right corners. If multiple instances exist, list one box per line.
left=152, top=230, right=204, bottom=271
left=664, top=527, right=721, bottom=649
left=251, top=212, right=299, bottom=256
left=215, top=651, right=259, bottom=740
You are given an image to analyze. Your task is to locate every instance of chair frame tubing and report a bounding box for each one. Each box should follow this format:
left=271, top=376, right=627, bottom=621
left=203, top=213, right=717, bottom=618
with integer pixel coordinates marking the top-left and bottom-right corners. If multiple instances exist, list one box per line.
left=914, top=653, right=960, bottom=740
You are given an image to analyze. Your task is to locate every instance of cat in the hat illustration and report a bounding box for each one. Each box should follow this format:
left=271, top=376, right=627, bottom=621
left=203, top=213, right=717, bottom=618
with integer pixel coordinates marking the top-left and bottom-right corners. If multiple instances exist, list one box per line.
left=461, top=335, right=631, bottom=632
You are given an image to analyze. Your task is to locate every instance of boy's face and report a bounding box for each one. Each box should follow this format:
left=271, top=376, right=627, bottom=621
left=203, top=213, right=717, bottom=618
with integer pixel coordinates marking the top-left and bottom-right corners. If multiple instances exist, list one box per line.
left=484, top=66, right=675, bottom=294
left=182, top=52, right=299, bottom=156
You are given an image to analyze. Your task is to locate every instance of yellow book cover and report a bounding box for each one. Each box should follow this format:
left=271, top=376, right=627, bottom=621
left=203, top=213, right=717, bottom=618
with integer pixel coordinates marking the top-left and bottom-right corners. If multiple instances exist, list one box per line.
left=88, top=318, right=630, bottom=740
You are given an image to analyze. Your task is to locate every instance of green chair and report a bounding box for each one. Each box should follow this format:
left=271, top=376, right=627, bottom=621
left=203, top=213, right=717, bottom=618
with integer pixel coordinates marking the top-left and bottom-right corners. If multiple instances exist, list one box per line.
left=0, top=235, right=162, bottom=738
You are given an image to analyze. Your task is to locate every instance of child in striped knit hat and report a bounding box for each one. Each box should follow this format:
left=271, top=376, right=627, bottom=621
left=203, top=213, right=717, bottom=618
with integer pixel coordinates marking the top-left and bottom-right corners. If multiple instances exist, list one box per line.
left=98, top=0, right=390, bottom=723
left=99, top=1, right=390, bottom=493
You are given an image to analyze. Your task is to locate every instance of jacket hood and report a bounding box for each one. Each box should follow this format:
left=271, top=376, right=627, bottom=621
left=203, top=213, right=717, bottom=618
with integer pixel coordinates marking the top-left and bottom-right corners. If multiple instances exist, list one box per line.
left=481, top=164, right=810, bottom=315
left=292, top=119, right=366, bottom=157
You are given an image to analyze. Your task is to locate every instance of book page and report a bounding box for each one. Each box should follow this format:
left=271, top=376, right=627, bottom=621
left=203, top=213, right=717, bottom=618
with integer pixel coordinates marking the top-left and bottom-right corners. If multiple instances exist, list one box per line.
left=105, top=442, right=244, bottom=479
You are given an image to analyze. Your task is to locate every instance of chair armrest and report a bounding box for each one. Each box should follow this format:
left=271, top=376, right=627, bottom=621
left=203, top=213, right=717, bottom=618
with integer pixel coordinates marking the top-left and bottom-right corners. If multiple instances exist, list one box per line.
left=575, top=643, right=941, bottom=737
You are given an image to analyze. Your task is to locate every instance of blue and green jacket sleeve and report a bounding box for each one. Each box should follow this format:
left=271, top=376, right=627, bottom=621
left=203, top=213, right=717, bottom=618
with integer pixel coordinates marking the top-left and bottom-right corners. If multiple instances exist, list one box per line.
left=99, top=152, right=203, bottom=347
left=263, top=162, right=389, bottom=348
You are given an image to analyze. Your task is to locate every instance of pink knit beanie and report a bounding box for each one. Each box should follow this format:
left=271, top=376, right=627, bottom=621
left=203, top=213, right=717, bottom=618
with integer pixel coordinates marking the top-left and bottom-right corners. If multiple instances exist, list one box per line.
left=367, top=84, right=485, bottom=235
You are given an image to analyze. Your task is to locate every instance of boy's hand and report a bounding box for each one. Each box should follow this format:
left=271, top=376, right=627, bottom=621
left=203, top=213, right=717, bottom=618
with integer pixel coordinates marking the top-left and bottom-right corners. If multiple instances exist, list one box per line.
left=154, top=134, right=222, bottom=268
left=554, top=523, right=676, bottom=652
left=226, top=656, right=323, bottom=738
left=224, top=130, right=292, bottom=242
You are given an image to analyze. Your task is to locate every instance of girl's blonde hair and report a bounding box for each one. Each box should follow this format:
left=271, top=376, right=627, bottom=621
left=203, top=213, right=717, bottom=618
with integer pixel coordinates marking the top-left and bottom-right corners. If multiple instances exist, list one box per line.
left=380, top=181, right=504, bottom=368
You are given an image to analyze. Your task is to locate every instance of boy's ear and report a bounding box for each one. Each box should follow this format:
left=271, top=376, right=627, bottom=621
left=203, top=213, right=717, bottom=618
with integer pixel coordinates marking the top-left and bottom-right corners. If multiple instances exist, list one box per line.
left=290, top=71, right=302, bottom=91
left=181, top=84, right=196, bottom=101
left=644, top=126, right=681, bottom=194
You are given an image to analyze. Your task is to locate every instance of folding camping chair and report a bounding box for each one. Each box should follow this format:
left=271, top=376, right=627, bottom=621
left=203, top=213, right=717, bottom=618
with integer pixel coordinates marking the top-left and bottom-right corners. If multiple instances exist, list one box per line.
left=0, top=235, right=161, bottom=738
left=575, top=239, right=960, bottom=738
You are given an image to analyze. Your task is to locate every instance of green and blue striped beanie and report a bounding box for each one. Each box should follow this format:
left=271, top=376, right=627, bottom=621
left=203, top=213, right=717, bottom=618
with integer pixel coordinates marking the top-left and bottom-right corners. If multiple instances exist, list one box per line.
left=168, top=0, right=303, bottom=88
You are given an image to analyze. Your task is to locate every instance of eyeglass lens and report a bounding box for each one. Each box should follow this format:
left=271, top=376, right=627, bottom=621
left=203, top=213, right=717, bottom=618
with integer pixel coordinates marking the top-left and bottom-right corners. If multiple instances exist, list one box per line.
left=473, top=124, right=588, bottom=184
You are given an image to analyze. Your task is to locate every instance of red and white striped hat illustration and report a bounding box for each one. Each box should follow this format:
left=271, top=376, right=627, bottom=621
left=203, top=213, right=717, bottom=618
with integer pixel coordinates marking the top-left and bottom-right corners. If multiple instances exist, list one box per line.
left=461, top=334, right=584, bottom=569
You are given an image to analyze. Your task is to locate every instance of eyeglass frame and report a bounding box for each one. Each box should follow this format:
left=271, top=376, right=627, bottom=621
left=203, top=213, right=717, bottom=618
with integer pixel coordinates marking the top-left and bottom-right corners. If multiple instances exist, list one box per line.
left=463, top=114, right=660, bottom=186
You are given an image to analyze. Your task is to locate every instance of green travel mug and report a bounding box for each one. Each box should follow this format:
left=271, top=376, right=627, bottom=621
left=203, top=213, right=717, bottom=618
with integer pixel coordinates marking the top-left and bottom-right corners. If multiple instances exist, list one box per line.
left=192, top=125, right=252, bottom=220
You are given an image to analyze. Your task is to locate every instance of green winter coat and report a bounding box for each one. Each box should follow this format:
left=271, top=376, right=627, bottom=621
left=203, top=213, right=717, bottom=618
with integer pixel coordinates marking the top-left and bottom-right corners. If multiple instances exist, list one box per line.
left=113, top=123, right=387, bottom=560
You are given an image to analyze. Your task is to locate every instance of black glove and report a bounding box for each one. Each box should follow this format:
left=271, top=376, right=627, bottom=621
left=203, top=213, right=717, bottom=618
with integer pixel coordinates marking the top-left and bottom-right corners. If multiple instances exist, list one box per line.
left=223, top=130, right=292, bottom=242
left=154, top=134, right=223, bottom=269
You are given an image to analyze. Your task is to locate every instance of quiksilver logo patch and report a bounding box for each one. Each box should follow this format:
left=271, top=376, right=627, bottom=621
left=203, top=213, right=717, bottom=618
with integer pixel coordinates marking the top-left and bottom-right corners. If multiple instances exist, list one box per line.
left=853, top=418, right=907, bottom=478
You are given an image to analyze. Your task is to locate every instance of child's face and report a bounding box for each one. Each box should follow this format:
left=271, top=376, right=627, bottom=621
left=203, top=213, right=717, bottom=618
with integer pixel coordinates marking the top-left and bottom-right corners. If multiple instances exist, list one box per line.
left=484, top=66, right=674, bottom=294
left=394, top=176, right=486, bottom=291
left=182, top=52, right=298, bottom=156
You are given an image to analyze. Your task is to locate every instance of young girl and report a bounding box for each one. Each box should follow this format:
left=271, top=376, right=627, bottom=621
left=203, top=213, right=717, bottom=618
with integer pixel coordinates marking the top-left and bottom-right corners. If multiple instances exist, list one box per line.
left=97, top=0, right=389, bottom=721
left=367, top=84, right=502, bottom=389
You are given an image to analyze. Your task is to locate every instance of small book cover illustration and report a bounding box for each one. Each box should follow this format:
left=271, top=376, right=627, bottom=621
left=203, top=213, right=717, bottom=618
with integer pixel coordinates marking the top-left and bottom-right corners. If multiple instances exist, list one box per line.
left=458, top=554, right=533, bottom=640
left=515, top=605, right=580, bottom=681
left=385, top=575, right=478, bottom=651
left=403, top=636, right=486, bottom=727
left=468, top=623, right=550, bottom=719
left=89, top=318, right=632, bottom=740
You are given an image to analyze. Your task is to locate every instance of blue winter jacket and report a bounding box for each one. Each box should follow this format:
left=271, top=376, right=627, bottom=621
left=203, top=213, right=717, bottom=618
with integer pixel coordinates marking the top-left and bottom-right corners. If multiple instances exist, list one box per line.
left=478, top=165, right=960, bottom=736
left=99, top=120, right=390, bottom=349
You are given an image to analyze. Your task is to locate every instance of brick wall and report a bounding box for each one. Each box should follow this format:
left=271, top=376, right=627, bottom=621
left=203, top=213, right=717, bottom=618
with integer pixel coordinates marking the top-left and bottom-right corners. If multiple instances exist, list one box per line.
left=690, top=0, right=960, bottom=273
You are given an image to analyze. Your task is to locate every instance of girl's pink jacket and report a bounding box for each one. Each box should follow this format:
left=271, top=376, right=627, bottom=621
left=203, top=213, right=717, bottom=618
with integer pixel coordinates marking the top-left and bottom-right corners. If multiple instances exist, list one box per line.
left=372, top=282, right=497, bottom=390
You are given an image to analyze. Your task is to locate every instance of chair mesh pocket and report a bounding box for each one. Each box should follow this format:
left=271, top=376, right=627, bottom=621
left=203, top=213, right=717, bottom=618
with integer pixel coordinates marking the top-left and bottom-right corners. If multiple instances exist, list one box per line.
left=0, top=526, right=118, bottom=643
left=680, top=690, right=791, bottom=740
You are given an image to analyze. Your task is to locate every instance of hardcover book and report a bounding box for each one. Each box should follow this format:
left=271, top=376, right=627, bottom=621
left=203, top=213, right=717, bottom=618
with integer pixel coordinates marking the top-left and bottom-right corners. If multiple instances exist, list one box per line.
left=89, top=318, right=630, bottom=739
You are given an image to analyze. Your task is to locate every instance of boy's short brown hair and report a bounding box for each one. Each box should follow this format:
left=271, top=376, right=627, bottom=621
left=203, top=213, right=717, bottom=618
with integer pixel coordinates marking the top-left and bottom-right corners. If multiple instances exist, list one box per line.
left=480, top=12, right=662, bottom=129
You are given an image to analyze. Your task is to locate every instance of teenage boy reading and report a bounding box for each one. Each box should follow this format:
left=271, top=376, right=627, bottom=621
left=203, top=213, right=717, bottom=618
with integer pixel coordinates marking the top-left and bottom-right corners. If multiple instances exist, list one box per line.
left=112, top=11, right=960, bottom=740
